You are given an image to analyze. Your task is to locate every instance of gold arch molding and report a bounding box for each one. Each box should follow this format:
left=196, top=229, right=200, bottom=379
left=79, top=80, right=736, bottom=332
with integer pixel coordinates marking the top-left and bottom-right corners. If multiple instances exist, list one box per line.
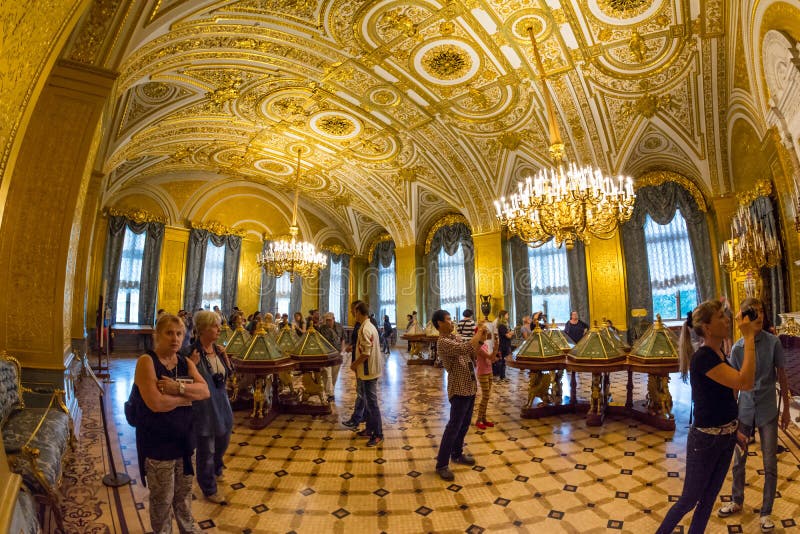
left=424, top=213, right=471, bottom=254
left=635, top=170, right=708, bottom=212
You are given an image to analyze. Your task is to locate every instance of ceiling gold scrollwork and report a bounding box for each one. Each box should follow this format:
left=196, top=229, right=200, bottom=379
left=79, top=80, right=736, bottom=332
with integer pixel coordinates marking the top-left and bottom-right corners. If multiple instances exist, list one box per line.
left=98, top=0, right=732, bottom=250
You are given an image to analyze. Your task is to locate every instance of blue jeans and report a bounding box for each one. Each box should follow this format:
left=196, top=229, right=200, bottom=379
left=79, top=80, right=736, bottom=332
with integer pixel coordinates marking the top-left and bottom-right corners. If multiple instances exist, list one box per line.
left=731, top=416, right=778, bottom=515
left=347, top=379, right=366, bottom=424
left=657, top=427, right=736, bottom=534
left=362, top=377, right=382, bottom=437
left=196, top=431, right=231, bottom=497
left=436, top=395, right=476, bottom=469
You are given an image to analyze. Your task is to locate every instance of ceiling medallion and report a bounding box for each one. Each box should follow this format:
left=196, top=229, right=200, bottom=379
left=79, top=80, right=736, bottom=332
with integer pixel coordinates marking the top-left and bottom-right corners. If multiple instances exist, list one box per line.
left=422, top=45, right=471, bottom=80
left=310, top=112, right=360, bottom=139
left=596, top=0, right=655, bottom=19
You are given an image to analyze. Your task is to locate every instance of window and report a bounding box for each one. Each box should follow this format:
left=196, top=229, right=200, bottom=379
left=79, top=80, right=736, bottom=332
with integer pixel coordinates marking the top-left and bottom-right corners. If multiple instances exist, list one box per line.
left=528, top=240, right=571, bottom=323
left=115, top=228, right=146, bottom=323
left=328, top=257, right=343, bottom=317
left=201, top=240, right=225, bottom=310
left=378, top=256, right=396, bottom=324
left=644, top=213, right=698, bottom=319
left=438, top=244, right=467, bottom=320
left=275, top=272, right=292, bottom=317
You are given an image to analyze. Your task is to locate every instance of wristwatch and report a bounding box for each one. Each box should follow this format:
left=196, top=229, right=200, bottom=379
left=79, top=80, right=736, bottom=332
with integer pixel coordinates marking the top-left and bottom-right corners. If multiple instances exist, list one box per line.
left=178, top=382, right=185, bottom=395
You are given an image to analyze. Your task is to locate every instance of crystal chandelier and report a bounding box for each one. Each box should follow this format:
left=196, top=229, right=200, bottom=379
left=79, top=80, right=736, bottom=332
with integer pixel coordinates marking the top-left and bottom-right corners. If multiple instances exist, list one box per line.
left=494, top=26, right=635, bottom=250
left=719, top=204, right=781, bottom=297
left=257, top=148, right=327, bottom=282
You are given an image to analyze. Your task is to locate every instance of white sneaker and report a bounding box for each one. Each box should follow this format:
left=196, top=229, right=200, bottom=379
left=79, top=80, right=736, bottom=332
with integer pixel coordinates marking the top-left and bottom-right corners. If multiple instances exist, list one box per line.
left=760, top=516, right=775, bottom=532
left=205, top=492, right=227, bottom=504
left=717, top=502, right=742, bottom=517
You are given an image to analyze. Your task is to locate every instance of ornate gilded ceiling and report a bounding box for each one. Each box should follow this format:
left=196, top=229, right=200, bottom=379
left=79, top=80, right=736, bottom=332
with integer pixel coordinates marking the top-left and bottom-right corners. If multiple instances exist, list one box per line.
left=98, top=0, right=730, bottom=250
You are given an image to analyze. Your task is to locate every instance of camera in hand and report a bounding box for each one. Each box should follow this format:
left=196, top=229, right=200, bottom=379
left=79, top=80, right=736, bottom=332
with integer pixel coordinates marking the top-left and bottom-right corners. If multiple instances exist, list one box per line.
left=212, top=372, right=226, bottom=389
left=742, top=307, right=758, bottom=321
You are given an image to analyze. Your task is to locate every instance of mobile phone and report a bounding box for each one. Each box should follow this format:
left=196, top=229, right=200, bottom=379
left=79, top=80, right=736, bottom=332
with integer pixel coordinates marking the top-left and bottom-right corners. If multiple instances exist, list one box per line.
left=742, top=307, right=758, bottom=321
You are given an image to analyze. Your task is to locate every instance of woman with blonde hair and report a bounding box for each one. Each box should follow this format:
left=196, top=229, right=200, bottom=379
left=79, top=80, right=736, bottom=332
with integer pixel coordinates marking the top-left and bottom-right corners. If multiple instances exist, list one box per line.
left=185, top=310, right=234, bottom=505
left=656, top=299, right=757, bottom=534
left=134, top=314, right=209, bottom=534
left=261, top=312, right=278, bottom=335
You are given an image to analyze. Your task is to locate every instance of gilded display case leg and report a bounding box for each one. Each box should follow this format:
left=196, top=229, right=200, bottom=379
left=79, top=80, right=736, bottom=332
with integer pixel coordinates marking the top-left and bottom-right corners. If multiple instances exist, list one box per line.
left=569, top=371, right=578, bottom=406
left=527, top=371, right=552, bottom=408
left=589, top=373, right=603, bottom=415
left=300, top=371, right=327, bottom=405
left=625, top=369, right=634, bottom=409
left=551, top=370, right=563, bottom=405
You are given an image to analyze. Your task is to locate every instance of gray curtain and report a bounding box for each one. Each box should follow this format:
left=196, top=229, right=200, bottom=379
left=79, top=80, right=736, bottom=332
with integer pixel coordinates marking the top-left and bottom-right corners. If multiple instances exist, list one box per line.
left=340, top=254, right=350, bottom=325
left=567, top=241, right=590, bottom=325
left=259, top=240, right=276, bottom=315
left=103, top=215, right=163, bottom=325
left=290, top=276, right=303, bottom=315
left=102, top=216, right=128, bottom=323
left=509, top=236, right=532, bottom=323
left=221, top=235, right=241, bottom=317
left=425, top=222, right=475, bottom=321
left=184, top=228, right=210, bottom=312
left=139, top=222, right=164, bottom=325
left=318, top=255, right=331, bottom=315
left=370, top=241, right=395, bottom=317
left=622, top=181, right=716, bottom=323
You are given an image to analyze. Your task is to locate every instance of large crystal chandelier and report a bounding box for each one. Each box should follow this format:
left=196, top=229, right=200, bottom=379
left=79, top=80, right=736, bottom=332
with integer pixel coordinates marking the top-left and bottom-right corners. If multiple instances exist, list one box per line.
left=494, top=26, right=635, bottom=250
left=719, top=203, right=781, bottom=296
left=257, top=148, right=327, bottom=282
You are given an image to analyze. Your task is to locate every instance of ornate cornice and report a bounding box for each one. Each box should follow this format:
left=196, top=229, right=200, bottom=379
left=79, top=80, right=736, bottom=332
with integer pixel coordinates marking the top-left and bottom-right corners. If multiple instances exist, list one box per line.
left=320, top=243, right=354, bottom=256
left=107, top=207, right=167, bottom=224
left=736, top=179, right=773, bottom=206
left=191, top=220, right=247, bottom=237
left=424, top=214, right=471, bottom=254
left=366, top=233, right=393, bottom=261
left=635, top=171, right=707, bottom=212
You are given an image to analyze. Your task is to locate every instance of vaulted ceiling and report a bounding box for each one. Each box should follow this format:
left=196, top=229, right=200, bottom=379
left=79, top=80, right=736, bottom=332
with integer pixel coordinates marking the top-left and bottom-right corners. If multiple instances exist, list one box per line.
left=96, top=0, right=731, bottom=251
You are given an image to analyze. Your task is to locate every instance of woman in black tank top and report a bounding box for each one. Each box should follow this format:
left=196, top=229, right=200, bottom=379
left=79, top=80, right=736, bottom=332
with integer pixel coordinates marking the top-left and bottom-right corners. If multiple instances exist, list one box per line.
left=135, top=314, right=209, bottom=534
left=656, top=300, right=757, bottom=534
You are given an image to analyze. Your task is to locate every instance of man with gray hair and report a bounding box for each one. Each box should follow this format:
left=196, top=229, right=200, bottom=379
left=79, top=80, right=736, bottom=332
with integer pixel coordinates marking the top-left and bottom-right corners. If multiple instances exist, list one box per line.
left=318, top=311, right=345, bottom=401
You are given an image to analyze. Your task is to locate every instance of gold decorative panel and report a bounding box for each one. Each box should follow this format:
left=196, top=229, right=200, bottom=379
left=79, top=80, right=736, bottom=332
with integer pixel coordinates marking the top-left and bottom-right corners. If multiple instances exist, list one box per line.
left=586, top=232, right=628, bottom=331
left=158, top=229, right=189, bottom=314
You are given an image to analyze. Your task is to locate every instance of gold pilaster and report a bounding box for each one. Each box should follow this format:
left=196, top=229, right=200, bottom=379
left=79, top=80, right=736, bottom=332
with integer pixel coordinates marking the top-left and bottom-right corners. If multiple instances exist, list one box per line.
left=301, top=273, right=319, bottom=315
left=585, top=233, right=628, bottom=331
left=395, top=244, right=424, bottom=324
left=0, top=61, right=115, bottom=370
left=157, top=227, right=189, bottom=314
left=472, top=231, right=505, bottom=316
left=238, top=237, right=263, bottom=316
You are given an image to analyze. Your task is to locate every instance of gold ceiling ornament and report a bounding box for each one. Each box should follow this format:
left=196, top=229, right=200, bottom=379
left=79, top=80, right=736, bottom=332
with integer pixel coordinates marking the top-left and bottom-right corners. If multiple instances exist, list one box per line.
left=635, top=171, right=707, bottom=212
left=380, top=8, right=418, bottom=38
left=719, top=203, right=782, bottom=297
left=107, top=207, right=167, bottom=224
left=320, top=243, right=354, bottom=256
left=597, top=0, right=653, bottom=18
left=424, top=213, right=470, bottom=254
left=494, top=25, right=635, bottom=251
left=422, top=45, right=472, bottom=80
left=191, top=220, right=247, bottom=238
left=366, top=232, right=393, bottom=261
left=317, top=115, right=355, bottom=136
left=257, top=147, right=327, bottom=282
left=629, top=31, right=649, bottom=63
left=736, top=179, right=772, bottom=206
left=332, top=193, right=352, bottom=209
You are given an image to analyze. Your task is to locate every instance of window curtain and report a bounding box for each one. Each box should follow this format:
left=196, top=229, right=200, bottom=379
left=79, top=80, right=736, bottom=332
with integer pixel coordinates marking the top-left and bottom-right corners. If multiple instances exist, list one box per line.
left=259, top=240, right=277, bottom=315
left=425, top=223, right=475, bottom=321
left=622, top=181, right=715, bottom=323
left=370, top=241, right=395, bottom=316
left=509, top=236, right=532, bottom=323
left=103, top=215, right=164, bottom=325
left=567, top=242, right=590, bottom=325
left=290, top=275, right=303, bottom=315
left=184, top=230, right=241, bottom=315
left=340, top=254, right=350, bottom=325
left=319, top=252, right=350, bottom=323
left=184, top=228, right=210, bottom=312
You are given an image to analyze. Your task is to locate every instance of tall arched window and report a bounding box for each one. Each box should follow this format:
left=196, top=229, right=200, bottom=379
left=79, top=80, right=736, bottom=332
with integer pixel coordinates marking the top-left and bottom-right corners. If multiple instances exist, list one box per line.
left=115, top=228, right=146, bottom=323
left=643, top=213, right=698, bottom=319
left=378, top=256, right=396, bottom=324
left=275, top=272, right=292, bottom=317
left=438, top=243, right=467, bottom=320
left=328, top=257, right=343, bottom=316
left=201, top=240, right=225, bottom=310
left=528, top=240, right=571, bottom=322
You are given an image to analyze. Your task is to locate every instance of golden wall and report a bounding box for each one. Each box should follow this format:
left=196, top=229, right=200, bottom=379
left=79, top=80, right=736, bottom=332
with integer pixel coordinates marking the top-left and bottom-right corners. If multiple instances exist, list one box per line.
left=472, top=231, right=505, bottom=318
left=586, top=232, right=628, bottom=331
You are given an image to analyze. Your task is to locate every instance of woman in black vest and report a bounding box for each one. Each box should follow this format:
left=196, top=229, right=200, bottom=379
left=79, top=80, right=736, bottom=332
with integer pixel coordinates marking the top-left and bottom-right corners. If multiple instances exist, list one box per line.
left=135, top=314, right=209, bottom=534
left=656, top=300, right=756, bottom=534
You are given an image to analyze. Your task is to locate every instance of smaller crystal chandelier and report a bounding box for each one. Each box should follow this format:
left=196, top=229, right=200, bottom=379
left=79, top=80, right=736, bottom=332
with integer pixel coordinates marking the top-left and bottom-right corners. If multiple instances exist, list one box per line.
left=494, top=25, right=635, bottom=250
left=257, top=148, right=327, bottom=282
left=719, top=204, right=781, bottom=297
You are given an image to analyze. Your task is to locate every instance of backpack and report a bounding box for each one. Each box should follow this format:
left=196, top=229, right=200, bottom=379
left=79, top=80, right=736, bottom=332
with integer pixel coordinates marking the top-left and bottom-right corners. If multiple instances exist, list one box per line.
left=124, top=351, right=159, bottom=427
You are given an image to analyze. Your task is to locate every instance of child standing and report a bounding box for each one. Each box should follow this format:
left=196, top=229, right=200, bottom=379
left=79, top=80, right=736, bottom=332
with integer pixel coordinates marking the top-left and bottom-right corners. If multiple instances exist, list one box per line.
left=475, top=321, right=498, bottom=430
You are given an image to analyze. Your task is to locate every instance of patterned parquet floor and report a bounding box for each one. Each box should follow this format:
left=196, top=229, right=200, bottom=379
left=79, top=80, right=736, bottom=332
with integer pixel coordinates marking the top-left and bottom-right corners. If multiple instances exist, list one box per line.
left=60, top=348, right=800, bottom=533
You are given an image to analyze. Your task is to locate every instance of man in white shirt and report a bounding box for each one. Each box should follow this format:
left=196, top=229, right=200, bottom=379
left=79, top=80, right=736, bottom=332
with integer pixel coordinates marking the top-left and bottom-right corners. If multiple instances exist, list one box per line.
left=350, top=301, right=384, bottom=447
